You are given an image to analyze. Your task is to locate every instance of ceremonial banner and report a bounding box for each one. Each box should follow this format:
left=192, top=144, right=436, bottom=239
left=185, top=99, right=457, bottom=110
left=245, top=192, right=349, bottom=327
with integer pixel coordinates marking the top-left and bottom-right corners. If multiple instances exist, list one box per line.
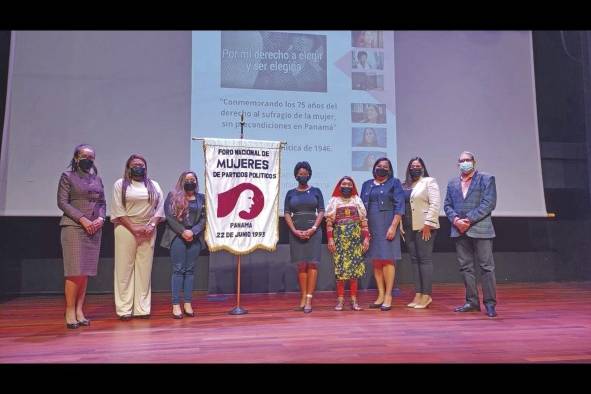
left=203, top=138, right=282, bottom=255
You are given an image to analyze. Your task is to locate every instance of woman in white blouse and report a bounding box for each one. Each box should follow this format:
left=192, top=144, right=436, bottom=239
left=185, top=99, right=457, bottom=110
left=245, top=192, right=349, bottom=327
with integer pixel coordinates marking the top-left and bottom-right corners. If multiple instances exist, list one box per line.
left=111, top=154, right=165, bottom=319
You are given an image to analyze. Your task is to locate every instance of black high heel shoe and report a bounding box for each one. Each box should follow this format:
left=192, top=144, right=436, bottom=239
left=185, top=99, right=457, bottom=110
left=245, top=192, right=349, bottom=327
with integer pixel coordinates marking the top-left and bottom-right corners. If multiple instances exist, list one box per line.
left=183, top=304, right=195, bottom=317
left=65, top=312, right=80, bottom=329
left=303, top=294, right=313, bottom=313
left=77, top=318, right=90, bottom=326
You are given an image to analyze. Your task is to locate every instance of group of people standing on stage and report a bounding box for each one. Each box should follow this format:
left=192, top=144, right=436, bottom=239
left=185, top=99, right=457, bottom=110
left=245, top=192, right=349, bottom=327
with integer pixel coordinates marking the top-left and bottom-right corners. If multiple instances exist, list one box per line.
left=58, top=145, right=205, bottom=329
left=57, top=144, right=498, bottom=329
left=285, top=153, right=498, bottom=319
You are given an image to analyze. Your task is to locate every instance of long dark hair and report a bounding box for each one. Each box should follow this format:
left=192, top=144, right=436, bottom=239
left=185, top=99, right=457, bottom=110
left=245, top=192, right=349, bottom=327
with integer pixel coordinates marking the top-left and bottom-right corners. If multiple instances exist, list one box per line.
left=121, top=154, right=159, bottom=208
left=372, top=157, right=394, bottom=179
left=170, top=170, right=198, bottom=221
left=403, top=157, right=430, bottom=188
left=69, top=144, right=98, bottom=174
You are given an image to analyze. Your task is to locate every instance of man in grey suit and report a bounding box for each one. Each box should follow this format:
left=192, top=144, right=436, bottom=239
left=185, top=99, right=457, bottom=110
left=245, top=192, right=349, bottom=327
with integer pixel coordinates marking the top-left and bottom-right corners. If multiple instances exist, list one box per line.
left=444, top=151, right=498, bottom=317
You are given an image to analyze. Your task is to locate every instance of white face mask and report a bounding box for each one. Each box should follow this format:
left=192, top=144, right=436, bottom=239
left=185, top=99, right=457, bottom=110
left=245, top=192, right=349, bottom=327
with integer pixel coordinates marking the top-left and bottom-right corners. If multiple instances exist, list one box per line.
left=459, top=161, right=474, bottom=174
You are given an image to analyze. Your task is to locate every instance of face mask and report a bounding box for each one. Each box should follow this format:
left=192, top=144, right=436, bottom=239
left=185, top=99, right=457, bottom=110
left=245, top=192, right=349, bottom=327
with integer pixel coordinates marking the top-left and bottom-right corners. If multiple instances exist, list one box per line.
left=78, top=158, right=94, bottom=172
left=340, top=187, right=353, bottom=197
left=459, top=161, right=474, bottom=174
left=409, top=168, right=423, bottom=179
left=296, top=175, right=310, bottom=185
left=130, top=166, right=145, bottom=178
left=374, top=168, right=388, bottom=178
left=184, top=181, right=197, bottom=192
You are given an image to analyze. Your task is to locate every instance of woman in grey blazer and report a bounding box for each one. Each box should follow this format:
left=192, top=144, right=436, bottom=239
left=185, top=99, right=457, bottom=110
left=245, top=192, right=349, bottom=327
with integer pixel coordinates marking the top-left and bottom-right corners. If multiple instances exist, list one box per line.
left=57, top=144, right=106, bottom=329
left=401, top=157, right=440, bottom=309
left=160, top=171, right=206, bottom=319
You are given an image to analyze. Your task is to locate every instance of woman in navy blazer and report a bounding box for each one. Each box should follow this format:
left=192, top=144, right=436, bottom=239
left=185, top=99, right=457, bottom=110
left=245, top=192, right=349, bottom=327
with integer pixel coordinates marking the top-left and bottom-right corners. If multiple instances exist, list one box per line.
left=360, top=157, right=405, bottom=311
left=160, top=170, right=206, bottom=319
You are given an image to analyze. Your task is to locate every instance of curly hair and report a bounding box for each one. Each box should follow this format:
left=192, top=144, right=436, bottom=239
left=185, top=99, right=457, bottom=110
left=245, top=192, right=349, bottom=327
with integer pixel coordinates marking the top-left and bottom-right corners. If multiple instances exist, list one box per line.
left=293, top=161, right=312, bottom=178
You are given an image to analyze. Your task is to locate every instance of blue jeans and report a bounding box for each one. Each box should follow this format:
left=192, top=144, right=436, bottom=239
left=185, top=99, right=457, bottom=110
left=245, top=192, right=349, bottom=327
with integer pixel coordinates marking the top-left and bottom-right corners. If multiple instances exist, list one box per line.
left=170, top=236, right=201, bottom=305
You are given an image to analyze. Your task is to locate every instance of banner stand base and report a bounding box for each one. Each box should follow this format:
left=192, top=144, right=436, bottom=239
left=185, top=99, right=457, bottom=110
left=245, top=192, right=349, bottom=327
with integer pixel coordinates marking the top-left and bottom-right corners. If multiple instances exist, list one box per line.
left=229, top=306, right=248, bottom=315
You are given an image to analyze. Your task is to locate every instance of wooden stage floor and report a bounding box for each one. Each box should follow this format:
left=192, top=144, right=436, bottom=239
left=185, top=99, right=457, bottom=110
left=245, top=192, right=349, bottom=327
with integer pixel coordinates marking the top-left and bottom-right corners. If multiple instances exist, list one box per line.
left=1, top=282, right=590, bottom=363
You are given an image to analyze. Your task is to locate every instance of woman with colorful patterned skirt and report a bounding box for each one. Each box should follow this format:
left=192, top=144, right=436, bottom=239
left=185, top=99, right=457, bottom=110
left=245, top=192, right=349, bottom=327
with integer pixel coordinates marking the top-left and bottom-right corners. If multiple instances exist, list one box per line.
left=326, top=176, right=370, bottom=311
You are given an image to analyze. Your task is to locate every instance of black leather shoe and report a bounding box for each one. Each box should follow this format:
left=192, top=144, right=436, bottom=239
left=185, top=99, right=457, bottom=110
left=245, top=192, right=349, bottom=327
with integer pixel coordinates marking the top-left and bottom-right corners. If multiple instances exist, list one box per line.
left=454, top=303, right=481, bottom=312
left=77, top=318, right=90, bottom=326
left=369, top=303, right=383, bottom=309
left=485, top=304, right=497, bottom=317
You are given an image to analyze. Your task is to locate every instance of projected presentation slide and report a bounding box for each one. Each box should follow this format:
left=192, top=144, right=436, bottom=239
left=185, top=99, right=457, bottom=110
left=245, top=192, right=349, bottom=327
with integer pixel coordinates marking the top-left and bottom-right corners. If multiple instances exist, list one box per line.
left=191, top=31, right=396, bottom=214
left=0, top=31, right=548, bottom=217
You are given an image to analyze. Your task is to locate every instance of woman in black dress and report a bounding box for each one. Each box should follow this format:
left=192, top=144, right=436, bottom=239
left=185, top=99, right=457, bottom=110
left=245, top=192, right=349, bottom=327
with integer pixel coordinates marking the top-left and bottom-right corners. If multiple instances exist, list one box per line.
left=284, top=162, right=325, bottom=313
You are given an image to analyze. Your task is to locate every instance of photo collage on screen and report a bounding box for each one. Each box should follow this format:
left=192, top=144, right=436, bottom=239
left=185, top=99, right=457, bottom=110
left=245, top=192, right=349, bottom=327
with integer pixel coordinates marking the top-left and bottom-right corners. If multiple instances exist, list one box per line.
left=350, top=31, right=387, bottom=173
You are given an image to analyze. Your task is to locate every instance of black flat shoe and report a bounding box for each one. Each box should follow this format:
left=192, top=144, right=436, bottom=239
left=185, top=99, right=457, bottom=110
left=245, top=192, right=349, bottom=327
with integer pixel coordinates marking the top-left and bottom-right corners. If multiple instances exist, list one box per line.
left=66, top=322, right=80, bottom=329
left=369, top=303, right=383, bottom=309
left=77, top=318, right=90, bottom=326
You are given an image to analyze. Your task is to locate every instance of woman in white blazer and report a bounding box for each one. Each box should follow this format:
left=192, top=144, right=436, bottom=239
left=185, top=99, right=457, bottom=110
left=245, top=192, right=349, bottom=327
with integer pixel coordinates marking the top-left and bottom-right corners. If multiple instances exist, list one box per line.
left=401, top=157, right=441, bottom=309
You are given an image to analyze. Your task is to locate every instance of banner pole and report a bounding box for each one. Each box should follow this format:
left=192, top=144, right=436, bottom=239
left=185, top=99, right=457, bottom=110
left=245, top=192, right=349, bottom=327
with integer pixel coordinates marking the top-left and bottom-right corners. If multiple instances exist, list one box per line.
left=229, top=112, right=248, bottom=315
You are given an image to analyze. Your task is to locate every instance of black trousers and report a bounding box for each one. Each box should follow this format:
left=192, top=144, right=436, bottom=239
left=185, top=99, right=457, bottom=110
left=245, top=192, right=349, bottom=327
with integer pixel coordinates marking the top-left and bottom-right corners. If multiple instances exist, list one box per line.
left=404, top=227, right=436, bottom=295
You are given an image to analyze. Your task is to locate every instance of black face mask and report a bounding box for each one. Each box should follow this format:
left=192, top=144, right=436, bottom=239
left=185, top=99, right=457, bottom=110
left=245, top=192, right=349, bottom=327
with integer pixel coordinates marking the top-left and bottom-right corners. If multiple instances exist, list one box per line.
left=78, top=158, right=94, bottom=172
left=184, top=182, right=197, bottom=192
left=130, top=166, right=146, bottom=178
left=296, top=175, right=310, bottom=185
left=409, top=169, right=423, bottom=179
left=340, top=187, right=353, bottom=197
left=374, top=168, right=388, bottom=178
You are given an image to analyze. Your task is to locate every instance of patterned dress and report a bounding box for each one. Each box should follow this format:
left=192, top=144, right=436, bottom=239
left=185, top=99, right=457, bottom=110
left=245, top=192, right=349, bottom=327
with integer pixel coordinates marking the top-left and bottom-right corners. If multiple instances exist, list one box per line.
left=325, top=196, right=368, bottom=280
left=57, top=170, right=106, bottom=276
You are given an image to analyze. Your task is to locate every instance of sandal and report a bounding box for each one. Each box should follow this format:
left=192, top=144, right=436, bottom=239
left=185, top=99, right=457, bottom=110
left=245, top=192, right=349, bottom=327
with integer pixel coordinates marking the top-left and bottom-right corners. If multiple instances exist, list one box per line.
left=351, top=300, right=363, bottom=311
left=334, top=298, right=344, bottom=311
